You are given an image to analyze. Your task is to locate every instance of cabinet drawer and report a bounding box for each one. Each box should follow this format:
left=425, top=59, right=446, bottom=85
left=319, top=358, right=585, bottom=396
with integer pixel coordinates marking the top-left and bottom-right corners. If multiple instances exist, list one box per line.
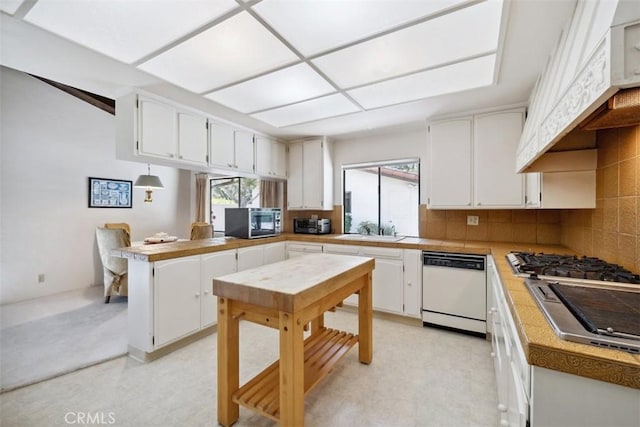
left=286, top=243, right=322, bottom=253
left=323, top=244, right=360, bottom=255
left=360, top=247, right=403, bottom=259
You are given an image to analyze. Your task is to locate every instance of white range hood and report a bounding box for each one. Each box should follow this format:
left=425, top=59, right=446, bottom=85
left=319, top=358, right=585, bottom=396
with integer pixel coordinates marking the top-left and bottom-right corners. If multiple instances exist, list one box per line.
left=516, top=0, right=640, bottom=173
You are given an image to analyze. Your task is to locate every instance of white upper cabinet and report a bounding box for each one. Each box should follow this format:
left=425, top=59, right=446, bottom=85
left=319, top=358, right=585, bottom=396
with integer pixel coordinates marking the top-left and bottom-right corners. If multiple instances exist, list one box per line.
left=473, top=111, right=525, bottom=208
left=429, top=109, right=525, bottom=209
left=209, top=123, right=255, bottom=174
left=255, top=136, right=287, bottom=179
left=234, top=130, right=255, bottom=173
left=525, top=171, right=596, bottom=209
left=428, top=118, right=472, bottom=208
left=287, top=138, right=333, bottom=210
left=137, top=95, right=208, bottom=167
left=177, top=112, right=208, bottom=165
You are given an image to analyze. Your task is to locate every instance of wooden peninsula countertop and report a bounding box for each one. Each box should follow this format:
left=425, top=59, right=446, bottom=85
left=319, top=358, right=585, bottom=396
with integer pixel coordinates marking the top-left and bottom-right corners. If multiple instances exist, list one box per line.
left=113, top=233, right=640, bottom=389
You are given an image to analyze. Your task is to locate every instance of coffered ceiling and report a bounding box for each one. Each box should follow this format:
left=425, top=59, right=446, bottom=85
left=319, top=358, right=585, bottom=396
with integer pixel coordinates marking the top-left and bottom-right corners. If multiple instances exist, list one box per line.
left=0, top=0, right=576, bottom=140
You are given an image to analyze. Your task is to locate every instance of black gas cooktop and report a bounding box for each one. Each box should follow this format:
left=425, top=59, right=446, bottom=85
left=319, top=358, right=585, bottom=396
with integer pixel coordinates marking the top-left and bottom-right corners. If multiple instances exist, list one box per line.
left=508, top=252, right=640, bottom=284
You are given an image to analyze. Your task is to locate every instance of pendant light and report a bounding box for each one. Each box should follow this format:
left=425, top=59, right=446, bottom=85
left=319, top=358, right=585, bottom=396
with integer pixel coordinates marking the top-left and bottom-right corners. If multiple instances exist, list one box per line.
left=134, top=164, right=164, bottom=203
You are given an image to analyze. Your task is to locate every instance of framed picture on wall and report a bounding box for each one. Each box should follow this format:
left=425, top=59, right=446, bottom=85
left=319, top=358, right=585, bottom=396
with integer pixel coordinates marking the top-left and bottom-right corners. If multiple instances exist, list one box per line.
left=88, top=177, right=132, bottom=208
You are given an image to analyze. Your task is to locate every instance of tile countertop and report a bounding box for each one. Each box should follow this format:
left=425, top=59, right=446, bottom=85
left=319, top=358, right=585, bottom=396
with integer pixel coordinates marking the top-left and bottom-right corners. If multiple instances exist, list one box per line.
left=113, top=233, right=640, bottom=389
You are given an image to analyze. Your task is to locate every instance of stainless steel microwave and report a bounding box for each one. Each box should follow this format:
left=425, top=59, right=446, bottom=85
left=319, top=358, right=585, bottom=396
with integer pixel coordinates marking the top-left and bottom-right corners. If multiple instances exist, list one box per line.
left=224, top=208, right=282, bottom=239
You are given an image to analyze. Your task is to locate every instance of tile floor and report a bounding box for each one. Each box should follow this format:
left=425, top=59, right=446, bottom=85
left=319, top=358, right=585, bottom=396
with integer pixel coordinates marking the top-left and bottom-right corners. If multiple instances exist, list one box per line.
left=0, top=309, right=498, bottom=427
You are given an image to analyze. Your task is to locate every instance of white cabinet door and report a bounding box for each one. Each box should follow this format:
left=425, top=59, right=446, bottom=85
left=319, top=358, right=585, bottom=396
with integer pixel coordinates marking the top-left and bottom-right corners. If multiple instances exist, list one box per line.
left=201, top=250, right=237, bottom=328
left=138, top=97, right=176, bottom=159
left=525, top=171, right=596, bottom=209
left=324, top=244, right=361, bottom=306
left=234, top=131, right=255, bottom=173
left=237, top=245, right=264, bottom=271
left=371, top=258, right=404, bottom=314
left=263, top=242, right=286, bottom=264
left=287, top=142, right=304, bottom=209
left=473, top=111, right=524, bottom=208
left=154, top=256, right=201, bottom=348
left=177, top=111, right=208, bottom=166
left=524, top=173, right=541, bottom=208
left=302, top=139, right=323, bottom=209
left=255, top=135, right=272, bottom=176
left=403, top=250, right=421, bottom=318
left=428, top=119, right=472, bottom=208
left=209, top=122, right=235, bottom=169
left=272, top=141, right=287, bottom=178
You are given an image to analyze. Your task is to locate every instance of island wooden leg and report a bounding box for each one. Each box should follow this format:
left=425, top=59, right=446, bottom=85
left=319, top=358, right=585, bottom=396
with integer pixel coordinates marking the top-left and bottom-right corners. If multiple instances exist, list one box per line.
left=310, top=313, right=324, bottom=334
left=358, top=272, right=373, bottom=364
left=279, top=312, right=305, bottom=427
left=218, top=297, right=239, bottom=427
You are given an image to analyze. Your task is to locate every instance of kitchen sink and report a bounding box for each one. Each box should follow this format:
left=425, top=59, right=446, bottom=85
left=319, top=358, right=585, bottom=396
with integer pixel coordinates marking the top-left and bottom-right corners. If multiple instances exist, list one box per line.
left=335, top=234, right=405, bottom=242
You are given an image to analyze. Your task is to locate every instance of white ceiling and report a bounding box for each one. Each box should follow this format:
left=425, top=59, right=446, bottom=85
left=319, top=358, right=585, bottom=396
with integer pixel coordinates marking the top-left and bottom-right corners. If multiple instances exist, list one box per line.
left=0, top=0, right=577, bottom=141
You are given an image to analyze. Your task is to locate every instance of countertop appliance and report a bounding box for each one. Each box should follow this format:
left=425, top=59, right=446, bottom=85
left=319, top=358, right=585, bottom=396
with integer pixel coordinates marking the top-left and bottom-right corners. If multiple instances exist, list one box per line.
left=507, top=251, right=640, bottom=284
left=224, top=208, right=281, bottom=239
left=524, top=276, right=639, bottom=354
left=293, top=218, right=331, bottom=234
left=507, top=251, right=640, bottom=353
left=422, top=251, right=486, bottom=335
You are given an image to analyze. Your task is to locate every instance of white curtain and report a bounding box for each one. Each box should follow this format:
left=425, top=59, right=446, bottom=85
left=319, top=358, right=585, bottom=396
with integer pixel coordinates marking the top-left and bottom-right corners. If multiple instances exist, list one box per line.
left=195, top=173, right=208, bottom=222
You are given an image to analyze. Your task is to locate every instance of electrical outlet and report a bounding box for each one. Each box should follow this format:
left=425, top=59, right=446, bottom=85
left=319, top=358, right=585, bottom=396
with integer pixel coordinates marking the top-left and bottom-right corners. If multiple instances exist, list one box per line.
left=467, top=215, right=479, bottom=226
left=38, top=274, right=45, bottom=283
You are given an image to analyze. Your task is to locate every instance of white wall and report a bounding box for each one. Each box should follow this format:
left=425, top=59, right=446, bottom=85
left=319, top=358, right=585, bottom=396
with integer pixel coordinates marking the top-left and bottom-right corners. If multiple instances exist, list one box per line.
left=0, top=67, right=192, bottom=304
left=332, top=127, right=429, bottom=205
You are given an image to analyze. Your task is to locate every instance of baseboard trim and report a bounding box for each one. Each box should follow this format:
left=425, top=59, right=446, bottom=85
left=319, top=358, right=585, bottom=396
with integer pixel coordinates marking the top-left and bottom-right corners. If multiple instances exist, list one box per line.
left=128, top=324, right=217, bottom=363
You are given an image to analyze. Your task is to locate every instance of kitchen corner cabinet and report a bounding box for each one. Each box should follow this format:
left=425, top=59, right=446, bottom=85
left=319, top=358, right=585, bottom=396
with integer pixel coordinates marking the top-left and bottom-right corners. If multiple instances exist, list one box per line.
left=287, top=138, right=333, bottom=210
left=130, top=95, right=209, bottom=167
left=524, top=171, right=596, bottom=209
left=255, top=136, right=286, bottom=179
left=209, top=122, right=255, bottom=174
left=201, top=250, right=237, bottom=328
left=428, top=110, right=526, bottom=209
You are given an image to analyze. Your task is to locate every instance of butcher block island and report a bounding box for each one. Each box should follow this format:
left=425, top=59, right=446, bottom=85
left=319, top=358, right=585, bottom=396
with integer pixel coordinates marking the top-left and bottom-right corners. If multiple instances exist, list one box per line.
left=213, top=253, right=375, bottom=427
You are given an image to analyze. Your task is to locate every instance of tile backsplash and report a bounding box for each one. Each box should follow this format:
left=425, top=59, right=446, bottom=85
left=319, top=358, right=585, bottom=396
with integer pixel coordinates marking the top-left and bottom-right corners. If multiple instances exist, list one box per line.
left=419, top=206, right=563, bottom=245
left=561, top=125, right=639, bottom=273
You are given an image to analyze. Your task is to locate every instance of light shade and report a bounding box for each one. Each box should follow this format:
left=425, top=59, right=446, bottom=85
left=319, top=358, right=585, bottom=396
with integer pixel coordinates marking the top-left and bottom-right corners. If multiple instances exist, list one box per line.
left=134, top=164, right=164, bottom=189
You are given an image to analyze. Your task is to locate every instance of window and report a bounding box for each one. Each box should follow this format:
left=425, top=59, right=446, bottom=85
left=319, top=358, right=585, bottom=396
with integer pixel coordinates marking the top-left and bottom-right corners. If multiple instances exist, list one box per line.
left=210, top=177, right=259, bottom=231
left=343, top=159, right=419, bottom=237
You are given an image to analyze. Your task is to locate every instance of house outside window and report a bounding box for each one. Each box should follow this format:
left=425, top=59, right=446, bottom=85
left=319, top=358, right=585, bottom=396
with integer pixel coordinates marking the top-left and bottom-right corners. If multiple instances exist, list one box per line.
left=343, top=159, right=419, bottom=237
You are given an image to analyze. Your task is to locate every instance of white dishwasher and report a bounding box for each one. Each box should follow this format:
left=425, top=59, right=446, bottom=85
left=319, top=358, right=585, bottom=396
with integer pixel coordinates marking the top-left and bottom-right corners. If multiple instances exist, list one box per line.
left=422, top=251, right=486, bottom=336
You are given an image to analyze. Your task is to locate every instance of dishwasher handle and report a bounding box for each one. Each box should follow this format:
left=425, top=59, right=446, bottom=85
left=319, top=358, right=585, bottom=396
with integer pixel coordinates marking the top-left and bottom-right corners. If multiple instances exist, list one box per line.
left=423, top=251, right=485, bottom=270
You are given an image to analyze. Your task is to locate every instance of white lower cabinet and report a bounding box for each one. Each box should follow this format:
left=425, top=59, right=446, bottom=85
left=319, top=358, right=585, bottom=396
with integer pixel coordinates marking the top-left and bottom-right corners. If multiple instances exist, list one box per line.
left=263, top=242, right=286, bottom=264
left=201, top=250, right=237, bottom=328
left=286, top=242, right=323, bottom=259
left=323, top=244, right=420, bottom=318
left=237, top=245, right=265, bottom=271
left=154, top=256, right=202, bottom=348
left=489, top=255, right=638, bottom=427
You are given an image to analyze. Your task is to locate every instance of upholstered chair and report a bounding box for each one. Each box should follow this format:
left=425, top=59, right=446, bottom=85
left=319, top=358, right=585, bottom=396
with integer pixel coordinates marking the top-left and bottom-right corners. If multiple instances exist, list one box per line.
left=96, top=227, right=130, bottom=303
left=190, top=222, right=213, bottom=240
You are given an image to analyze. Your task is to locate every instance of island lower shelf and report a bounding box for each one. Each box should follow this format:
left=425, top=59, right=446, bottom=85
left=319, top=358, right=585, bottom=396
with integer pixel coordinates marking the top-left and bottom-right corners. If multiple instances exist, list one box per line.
left=232, top=327, right=358, bottom=422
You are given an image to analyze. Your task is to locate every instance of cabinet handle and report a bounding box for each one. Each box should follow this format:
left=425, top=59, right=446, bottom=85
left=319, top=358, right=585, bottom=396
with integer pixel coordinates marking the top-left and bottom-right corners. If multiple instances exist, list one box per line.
left=168, top=153, right=175, bottom=158
left=491, top=352, right=496, bottom=358
left=407, top=281, right=412, bottom=286
left=178, top=155, right=183, bottom=159
left=227, top=163, right=233, bottom=168
left=500, top=420, right=509, bottom=427
left=498, top=404, right=507, bottom=412
left=195, top=293, right=200, bottom=298
left=489, top=307, right=497, bottom=313
left=204, top=290, right=210, bottom=295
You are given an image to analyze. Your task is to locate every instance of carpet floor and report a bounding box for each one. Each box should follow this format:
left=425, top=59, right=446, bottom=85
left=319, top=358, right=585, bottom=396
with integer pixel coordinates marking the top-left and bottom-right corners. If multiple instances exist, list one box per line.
left=1, top=295, right=127, bottom=392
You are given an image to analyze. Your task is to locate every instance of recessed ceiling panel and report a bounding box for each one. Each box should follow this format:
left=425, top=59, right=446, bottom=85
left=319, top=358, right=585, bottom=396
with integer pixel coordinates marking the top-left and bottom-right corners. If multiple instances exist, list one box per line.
left=253, top=0, right=468, bottom=56
left=0, top=0, right=24, bottom=15
left=23, top=0, right=237, bottom=64
left=347, top=54, right=497, bottom=109
left=313, top=0, right=503, bottom=89
left=251, top=94, right=360, bottom=128
left=204, top=63, right=335, bottom=113
left=138, top=12, right=299, bottom=93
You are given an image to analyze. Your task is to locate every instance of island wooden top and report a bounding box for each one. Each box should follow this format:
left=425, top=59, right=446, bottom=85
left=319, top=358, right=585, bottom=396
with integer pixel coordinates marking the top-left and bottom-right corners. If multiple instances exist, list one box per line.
left=213, top=253, right=374, bottom=313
